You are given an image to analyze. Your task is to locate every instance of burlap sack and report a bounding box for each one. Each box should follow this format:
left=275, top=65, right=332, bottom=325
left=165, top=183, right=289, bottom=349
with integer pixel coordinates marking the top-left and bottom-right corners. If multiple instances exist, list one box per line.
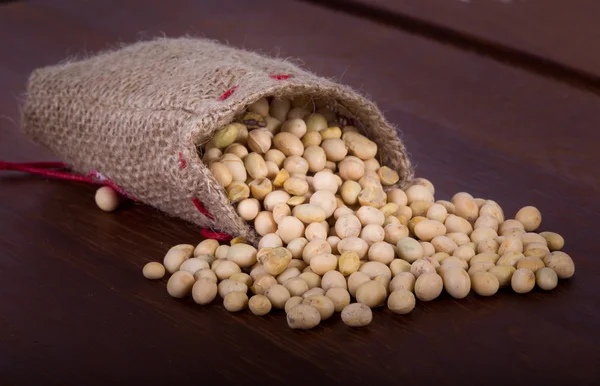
left=22, top=37, right=413, bottom=244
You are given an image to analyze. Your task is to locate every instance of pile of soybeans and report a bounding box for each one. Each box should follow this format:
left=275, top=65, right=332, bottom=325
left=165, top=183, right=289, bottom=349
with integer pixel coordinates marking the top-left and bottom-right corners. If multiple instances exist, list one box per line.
left=101, top=95, right=575, bottom=330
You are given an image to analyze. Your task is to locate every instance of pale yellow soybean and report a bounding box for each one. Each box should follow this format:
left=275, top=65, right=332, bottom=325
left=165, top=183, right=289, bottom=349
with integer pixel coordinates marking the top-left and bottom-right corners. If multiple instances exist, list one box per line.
left=273, top=132, right=304, bottom=156
left=303, top=145, right=327, bottom=172
left=414, top=219, right=446, bottom=242
left=539, top=231, right=564, bottom=251
left=287, top=107, right=311, bottom=120
left=347, top=271, right=371, bottom=297
left=166, top=271, right=195, bottom=298
left=264, top=149, right=286, bottom=167
left=515, top=206, right=542, bottom=232
left=95, top=186, right=120, bottom=212
left=377, top=167, right=400, bottom=186
left=283, top=155, right=309, bottom=175
left=251, top=274, right=277, bottom=295
left=293, top=204, right=327, bottom=224
left=342, top=131, right=377, bottom=160
left=341, top=303, right=372, bottom=327
left=203, top=147, right=222, bottom=164
left=194, top=268, right=218, bottom=283
left=281, top=118, right=307, bottom=138
left=303, top=295, right=335, bottom=320
left=337, top=237, right=369, bottom=259
left=287, top=304, right=321, bottom=329
left=192, top=278, right=218, bottom=305
left=405, top=185, right=434, bottom=205
left=396, top=237, right=424, bottom=263
left=312, top=171, right=339, bottom=194
left=305, top=113, right=328, bottom=132
left=237, top=198, right=261, bottom=221
left=249, top=177, right=272, bottom=200
left=257, top=233, right=284, bottom=250
left=225, top=143, right=249, bottom=159
left=224, top=292, right=249, bottom=312
left=488, top=265, right=515, bottom=287
left=142, top=262, right=166, bottom=280
left=535, top=267, right=558, bottom=290
left=338, top=156, right=365, bottom=181
left=388, top=289, right=416, bottom=314
left=384, top=224, right=409, bottom=245
left=444, top=215, right=473, bottom=235
left=453, top=196, right=479, bottom=222
left=209, top=162, right=233, bottom=188
left=265, top=284, right=291, bottom=309
left=326, top=288, right=351, bottom=312
left=226, top=243, right=257, bottom=268
left=270, top=97, right=291, bottom=122
left=474, top=214, right=499, bottom=231
left=277, top=267, right=301, bottom=284
left=389, top=272, right=416, bottom=292
left=516, top=256, right=545, bottom=273
left=543, top=251, right=575, bottom=279
left=302, top=131, right=322, bottom=147
left=470, top=272, right=499, bottom=296
left=511, top=268, right=536, bottom=294
left=179, top=258, right=210, bottom=274
left=356, top=280, right=387, bottom=308
left=367, top=241, right=395, bottom=265
left=497, top=251, right=525, bottom=267
left=414, top=273, right=443, bottom=301
left=163, top=244, right=194, bottom=274
left=244, top=152, right=268, bottom=179
left=249, top=294, right=272, bottom=316
left=387, top=188, right=408, bottom=207
left=389, top=259, right=412, bottom=276
left=247, top=129, right=272, bottom=154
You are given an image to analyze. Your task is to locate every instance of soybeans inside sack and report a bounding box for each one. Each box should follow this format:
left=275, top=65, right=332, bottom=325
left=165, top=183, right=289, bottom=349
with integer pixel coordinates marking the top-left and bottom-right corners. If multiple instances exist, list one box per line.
left=133, top=95, right=575, bottom=330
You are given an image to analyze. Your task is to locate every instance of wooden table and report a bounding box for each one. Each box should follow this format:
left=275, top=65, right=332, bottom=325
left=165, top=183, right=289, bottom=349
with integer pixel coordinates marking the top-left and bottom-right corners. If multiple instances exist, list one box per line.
left=1, top=1, right=599, bottom=384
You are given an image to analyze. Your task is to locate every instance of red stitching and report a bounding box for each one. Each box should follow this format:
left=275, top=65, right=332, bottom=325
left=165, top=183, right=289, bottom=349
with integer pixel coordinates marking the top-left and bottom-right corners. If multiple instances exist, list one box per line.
left=201, top=228, right=233, bottom=241
left=270, top=74, right=291, bottom=80
left=217, top=86, right=238, bottom=101
left=178, top=152, right=187, bottom=169
left=191, top=197, right=214, bottom=220
left=191, top=198, right=232, bottom=240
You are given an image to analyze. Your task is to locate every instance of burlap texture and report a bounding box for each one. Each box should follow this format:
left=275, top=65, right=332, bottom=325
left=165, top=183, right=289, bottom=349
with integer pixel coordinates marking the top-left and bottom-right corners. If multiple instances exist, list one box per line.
left=21, top=37, right=413, bottom=244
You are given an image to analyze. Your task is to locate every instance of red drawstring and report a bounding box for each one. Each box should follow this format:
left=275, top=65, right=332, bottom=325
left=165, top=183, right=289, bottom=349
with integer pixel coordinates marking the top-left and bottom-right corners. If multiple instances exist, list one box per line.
left=191, top=197, right=214, bottom=220
left=0, top=161, right=97, bottom=184
left=1, top=160, right=232, bottom=241
left=201, top=228, right=233, bottom=241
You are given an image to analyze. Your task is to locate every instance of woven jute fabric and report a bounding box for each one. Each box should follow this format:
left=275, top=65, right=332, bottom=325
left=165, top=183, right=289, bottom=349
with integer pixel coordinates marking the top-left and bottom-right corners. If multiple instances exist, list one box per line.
left=21, top=37, right=413, bottom=244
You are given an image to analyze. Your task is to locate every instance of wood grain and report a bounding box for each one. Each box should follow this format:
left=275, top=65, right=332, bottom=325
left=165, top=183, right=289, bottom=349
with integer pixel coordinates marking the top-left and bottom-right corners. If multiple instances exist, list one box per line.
left=1, top=0, right=599, bottom=384
left=321, top=0, right=600, bottom=81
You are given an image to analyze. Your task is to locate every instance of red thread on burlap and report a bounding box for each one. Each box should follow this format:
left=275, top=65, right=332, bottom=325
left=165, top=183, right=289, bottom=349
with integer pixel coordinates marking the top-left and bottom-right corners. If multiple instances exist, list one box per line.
left=178, top=152, right=187, bottom=169
left=270, top=74, right=291, bottom=80
left=201, top=228, right=233, bottom=241
left=217, top=86, right=238, bottom=101
left=191, top=197, right=233, bottom=240
left=191, top=197, right=214, bottom=220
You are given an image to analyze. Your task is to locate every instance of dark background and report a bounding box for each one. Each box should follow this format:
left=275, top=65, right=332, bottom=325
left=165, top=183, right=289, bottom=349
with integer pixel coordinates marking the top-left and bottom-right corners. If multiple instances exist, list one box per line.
left=1, top=0, right=599, bottom=385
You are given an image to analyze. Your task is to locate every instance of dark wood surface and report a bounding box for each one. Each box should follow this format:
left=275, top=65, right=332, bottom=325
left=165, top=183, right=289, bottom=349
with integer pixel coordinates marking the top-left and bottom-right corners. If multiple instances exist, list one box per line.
left=327, top=0, right=600, bottom=80
left=2, top=0, right=599, bottom=384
